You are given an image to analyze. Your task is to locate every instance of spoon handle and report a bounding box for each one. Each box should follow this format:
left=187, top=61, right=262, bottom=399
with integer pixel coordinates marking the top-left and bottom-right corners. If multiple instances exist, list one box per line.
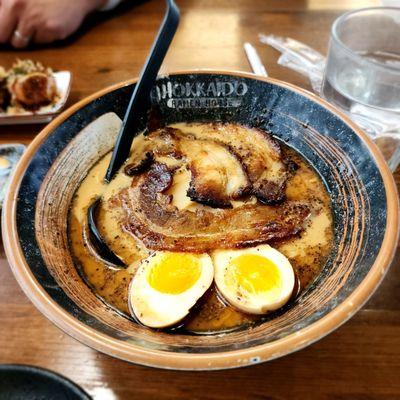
left=105, top=0, right=180, bottom=182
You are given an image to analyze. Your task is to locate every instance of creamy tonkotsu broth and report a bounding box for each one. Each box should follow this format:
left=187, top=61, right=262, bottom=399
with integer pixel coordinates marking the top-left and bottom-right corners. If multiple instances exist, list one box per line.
left=68, top=123, right=333, bottom=333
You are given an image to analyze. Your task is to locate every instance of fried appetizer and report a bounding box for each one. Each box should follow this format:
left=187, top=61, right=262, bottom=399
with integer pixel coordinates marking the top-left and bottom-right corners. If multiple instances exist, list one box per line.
left=8, top=59, right=57, bottom=109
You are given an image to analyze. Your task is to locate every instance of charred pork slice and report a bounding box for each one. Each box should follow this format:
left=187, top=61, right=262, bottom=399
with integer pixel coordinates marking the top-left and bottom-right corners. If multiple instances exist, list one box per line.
left=120, top=163, right=310, bottom=252
left=127, top=128, right=251, bottom=208
left=184, top=139, right=250, bottom=208
left=124, top=152, right=153, bottom=176
left=176, top=123, right=289, bottom=204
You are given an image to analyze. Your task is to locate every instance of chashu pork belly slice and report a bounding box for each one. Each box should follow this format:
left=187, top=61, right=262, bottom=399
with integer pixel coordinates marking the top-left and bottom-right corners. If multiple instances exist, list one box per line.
left=171, top=123, right=289, bottom=204
left=123, top=127, right=251, bottom=208
left=120, top=163, right=310, bottom=253
left=183, top=138, right=250, bottom=208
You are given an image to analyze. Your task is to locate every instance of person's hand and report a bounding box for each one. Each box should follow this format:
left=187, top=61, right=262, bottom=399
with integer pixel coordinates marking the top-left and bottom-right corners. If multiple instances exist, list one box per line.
left=0, top=0, right=107, bottom=48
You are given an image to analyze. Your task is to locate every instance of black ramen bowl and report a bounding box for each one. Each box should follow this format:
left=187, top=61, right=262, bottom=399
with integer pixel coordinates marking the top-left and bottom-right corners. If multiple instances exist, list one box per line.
left=3, top=71, right=398, bottom=370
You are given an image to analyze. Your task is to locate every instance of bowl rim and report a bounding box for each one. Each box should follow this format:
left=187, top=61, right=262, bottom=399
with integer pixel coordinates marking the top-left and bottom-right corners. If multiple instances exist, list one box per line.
left=2, top=69, right=399, bottom=370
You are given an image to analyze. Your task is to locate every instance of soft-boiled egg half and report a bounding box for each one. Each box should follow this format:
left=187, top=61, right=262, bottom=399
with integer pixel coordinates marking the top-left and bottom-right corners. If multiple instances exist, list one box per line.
left=213, top=245, right=295, bottom=314
left=129, top=251, right=214, bottom=328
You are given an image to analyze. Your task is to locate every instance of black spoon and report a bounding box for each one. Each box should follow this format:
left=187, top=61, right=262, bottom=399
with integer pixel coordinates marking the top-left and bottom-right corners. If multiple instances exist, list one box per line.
left=87, top=0, right=180, bottom=267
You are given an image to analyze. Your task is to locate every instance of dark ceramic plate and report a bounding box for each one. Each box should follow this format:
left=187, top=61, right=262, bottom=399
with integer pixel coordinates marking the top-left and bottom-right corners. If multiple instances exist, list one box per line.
left=3, top=71, right=399, bottom=370
left=0, top=364, right=90, bottom=400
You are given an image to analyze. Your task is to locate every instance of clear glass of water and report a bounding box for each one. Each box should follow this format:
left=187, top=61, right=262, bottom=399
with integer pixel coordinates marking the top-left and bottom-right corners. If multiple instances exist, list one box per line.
left=322, top=7, right=400, bottom=169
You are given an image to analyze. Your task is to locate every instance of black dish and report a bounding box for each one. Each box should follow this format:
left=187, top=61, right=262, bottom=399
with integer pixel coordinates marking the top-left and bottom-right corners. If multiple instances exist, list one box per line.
left=0, top=364, right=91, bottom=400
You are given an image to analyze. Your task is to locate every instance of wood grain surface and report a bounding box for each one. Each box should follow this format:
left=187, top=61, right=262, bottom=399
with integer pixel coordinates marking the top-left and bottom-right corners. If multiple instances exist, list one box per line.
left=2, top=0, right=400, bottom=399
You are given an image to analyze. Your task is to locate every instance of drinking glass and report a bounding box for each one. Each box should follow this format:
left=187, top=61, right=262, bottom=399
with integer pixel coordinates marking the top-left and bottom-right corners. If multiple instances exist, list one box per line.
left=322, top=7, right=400, bottom=169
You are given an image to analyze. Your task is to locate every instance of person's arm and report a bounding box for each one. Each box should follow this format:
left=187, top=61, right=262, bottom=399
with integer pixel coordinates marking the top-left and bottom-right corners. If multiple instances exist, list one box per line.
left=0, top=0, right=122, bottom=48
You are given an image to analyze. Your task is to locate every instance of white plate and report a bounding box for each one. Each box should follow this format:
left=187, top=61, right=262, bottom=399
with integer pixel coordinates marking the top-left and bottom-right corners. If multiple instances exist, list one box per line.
left=0, top=71, right=72, bottom=125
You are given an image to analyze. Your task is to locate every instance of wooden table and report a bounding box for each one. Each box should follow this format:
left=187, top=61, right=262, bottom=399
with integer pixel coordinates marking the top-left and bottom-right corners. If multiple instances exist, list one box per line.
left=2, top=0, right=400, bottom=398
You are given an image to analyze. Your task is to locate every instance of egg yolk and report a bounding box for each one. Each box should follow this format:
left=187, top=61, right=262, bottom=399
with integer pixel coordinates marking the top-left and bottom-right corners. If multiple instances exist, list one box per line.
left=148, top=253, right=202, bottom=294
left=229, top=254, right=281, bottom=294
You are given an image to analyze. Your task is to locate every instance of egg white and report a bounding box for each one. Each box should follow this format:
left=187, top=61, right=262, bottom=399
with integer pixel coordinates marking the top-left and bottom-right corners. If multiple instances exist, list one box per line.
left=128, top=251, right=214, bottom=328
left=212, top=245, right=295, bottom=314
